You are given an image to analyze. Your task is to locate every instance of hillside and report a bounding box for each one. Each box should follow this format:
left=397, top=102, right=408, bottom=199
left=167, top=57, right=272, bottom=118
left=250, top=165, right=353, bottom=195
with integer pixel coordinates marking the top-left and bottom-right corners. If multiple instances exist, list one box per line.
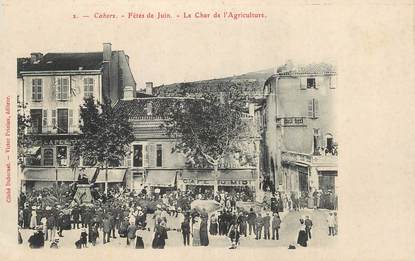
left=153, top=68, right=275, bottom=97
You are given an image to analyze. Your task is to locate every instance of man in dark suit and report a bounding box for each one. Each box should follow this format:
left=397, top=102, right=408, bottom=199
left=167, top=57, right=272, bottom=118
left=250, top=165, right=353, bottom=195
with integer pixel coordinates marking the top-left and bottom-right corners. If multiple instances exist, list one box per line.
left=255, top=213, right=264, bottom=240
left=271, top=213, right=281, bottom=240
left=181, top=218, right=191, bottom=246
left=247, top=208, right=257, bottom=236
left=305, top=216, right=313, bottom=239
left=102, top=215, right=111, bottom=244
left=263, top=212, right=271, bottom=240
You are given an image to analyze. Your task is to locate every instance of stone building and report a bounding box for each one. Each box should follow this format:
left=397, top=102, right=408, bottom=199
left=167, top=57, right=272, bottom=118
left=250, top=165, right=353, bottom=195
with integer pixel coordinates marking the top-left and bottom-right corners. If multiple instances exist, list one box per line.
left=114, top=84, right=260, bottom=197
left=261, top=61, right=338, bottom=193
left=17, top=43, right=136, bottom=192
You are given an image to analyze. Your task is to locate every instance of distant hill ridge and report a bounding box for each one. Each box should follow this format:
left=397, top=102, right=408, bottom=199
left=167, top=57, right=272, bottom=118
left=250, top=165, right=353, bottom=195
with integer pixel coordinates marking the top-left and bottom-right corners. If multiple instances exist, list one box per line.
left=153, top=68, right=275, bottom=97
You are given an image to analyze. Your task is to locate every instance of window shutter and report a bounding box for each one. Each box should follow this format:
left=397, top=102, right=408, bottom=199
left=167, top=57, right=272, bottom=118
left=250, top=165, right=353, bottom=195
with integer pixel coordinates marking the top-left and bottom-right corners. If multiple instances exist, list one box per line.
left=126, top=147, right=132, bottom=167
left=330, top=76, right=336, bottom=89
left=315, top=77, right=320, bottom=89
left=300, top=77, right=306, bottom=90
left=56, top=78, right=61, bottom=100
left=69, top=109, right=74, bottom=128
left=51, top=77, right=56, bottom=99
left=42, top=109, right=48, bottom=132
left=314, top=99, right=319, bottom=118
left=52, top=109, right=57, bottom=132
left=143, top=144, right=149, bottom=167
left=63, top=78, right=69, bottom=100
left=148, top=144, right=156, bottom=167
left=307, top=100, right=313, bottom=117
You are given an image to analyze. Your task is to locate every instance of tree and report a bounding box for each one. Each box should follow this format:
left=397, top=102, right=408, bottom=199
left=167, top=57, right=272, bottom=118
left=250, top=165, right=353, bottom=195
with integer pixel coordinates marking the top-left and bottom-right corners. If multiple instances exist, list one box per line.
left=73, top=97, right=134, bottom=194
left=160, top=86, right=252, bottom=192
left=17, top=99, right=34, bottom=170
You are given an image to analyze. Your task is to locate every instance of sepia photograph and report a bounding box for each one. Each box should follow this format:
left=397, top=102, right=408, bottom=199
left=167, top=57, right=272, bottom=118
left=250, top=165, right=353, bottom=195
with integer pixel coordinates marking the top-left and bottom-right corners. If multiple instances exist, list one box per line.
left=1, top=1, right=414, bottom=260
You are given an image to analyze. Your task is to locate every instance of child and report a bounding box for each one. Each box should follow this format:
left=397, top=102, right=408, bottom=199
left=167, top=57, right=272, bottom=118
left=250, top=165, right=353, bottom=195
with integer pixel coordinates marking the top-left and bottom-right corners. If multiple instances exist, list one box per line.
left=80, top=228, right=88, bottom=248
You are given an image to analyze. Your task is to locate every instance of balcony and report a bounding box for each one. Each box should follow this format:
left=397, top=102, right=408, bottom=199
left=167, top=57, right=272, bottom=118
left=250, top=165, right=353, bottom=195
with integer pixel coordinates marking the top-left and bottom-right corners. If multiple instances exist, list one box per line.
left=26, top=125, right=80, bottom=135
left=281, top=150, right=337, bottom=165
left=276, top=117, right=307, bottom=127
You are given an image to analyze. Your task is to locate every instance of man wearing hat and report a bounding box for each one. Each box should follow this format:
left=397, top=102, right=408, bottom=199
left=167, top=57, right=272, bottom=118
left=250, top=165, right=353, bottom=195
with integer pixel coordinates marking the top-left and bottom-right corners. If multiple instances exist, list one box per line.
left=271, top=213, right=281, bottom=240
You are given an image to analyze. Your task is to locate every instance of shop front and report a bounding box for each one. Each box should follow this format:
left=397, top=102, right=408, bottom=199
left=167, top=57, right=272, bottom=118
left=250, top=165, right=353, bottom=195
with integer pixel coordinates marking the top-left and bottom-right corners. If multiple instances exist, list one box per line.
left=144, top=169, right=178, bottom=195
left=178, top=168, right=257, bottom=199
left=316, top=166, right=338, bottom=192
left=22, top=167, right=127, bottom=193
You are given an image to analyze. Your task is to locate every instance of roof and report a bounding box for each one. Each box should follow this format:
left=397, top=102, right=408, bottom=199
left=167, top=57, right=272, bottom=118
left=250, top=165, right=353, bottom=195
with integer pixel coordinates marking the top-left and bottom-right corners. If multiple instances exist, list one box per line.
left=277, top=62, right=336, bottom=75
left=18, top=52, right=105, bottom=73
left=113, top=97, right=197, bottom=119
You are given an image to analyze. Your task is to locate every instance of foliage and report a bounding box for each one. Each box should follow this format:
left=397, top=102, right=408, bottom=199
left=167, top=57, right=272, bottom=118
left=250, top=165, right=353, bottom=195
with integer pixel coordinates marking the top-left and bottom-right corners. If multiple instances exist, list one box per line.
left=160, top=85, right=252, bottom=169
left=72, top=96, right=135, bottom=175
left=17, top=99, right=34, bottom=169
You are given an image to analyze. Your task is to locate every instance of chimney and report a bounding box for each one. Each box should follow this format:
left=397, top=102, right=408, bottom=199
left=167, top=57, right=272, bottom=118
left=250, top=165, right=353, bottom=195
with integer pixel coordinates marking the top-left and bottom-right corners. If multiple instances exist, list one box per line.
left=30, top=53, right=43, bottom=63
left=145, top=82, right=153, bottom=95
left=123, top=86, right=134, bottom=100
left=103, top=43, right=112, bottom=62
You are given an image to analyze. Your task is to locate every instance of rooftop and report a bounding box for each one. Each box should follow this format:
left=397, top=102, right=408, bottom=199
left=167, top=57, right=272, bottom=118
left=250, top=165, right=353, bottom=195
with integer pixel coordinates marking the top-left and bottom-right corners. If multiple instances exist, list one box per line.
left=277, top=62, right=336, bottom=75
left=18, top=52, right=106, bottom=73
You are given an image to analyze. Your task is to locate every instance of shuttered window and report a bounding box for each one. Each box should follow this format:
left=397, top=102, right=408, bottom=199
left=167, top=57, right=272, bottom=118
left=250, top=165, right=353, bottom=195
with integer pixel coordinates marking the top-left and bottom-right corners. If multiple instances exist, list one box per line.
left=56, top=77, right=69, bottom=101
left=307, top=99, right=319, bottom=119
left=32, top=79, right=42, bottom=101
left=83, top=78, right=94, bottom=98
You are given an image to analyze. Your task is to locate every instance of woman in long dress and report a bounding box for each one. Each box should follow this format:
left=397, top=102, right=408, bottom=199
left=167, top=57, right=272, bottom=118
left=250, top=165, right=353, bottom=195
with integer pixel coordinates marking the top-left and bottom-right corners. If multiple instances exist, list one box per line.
left=192, top=216, right=201, bottom=246
left=30, top=207, right=37, bottom=229
left=209, top=214, right=218, bottom=235
left=297, top=218, right=308, bottom=247
left=200, top=218, right=209, bottom=246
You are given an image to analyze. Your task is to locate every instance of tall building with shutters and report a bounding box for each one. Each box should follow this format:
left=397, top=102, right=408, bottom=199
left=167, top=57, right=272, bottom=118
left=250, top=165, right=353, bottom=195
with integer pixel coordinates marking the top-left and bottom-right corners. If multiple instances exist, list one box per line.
left=17, top=43, right=136, bottom=192
left=261, top=61, right=338, bottom=193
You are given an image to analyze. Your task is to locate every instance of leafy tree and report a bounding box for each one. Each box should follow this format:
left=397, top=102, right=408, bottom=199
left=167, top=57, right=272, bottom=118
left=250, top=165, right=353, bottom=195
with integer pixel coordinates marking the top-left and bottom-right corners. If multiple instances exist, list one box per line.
left=160, top=86, right=253, bottom=192
left=17, top=98, right=34, bottom=169
left=73, top=97, right=134, bottom=194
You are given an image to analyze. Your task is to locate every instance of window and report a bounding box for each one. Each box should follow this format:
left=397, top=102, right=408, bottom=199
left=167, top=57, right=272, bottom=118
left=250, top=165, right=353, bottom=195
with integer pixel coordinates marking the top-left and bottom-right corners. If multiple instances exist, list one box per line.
left=83, top=78, right=94, bottom=98
left=307, top=99, right=319, bottom=119
left=307, top=78, right=316, bottom=89
left=56, top=77, right=69, bottom=101
left=57, top=109, right=68, bottom=133
left=156, top=144, right=163, bottom=167
left=133, top=145, right=143, bottom=167
left=56, top=146, right=68, bottom=166
left=43, top=148, right=54, bottom=166
left=30, top=109, right=42, bottom=133
left=32, top=79, right=42, bottom=101
left=27, top=148, right=41, bottom=166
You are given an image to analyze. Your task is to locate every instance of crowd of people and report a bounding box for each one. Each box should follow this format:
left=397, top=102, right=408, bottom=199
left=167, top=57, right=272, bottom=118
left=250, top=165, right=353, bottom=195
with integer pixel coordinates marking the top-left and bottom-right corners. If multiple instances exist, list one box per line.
left=18, top=182, right=338, bottom=250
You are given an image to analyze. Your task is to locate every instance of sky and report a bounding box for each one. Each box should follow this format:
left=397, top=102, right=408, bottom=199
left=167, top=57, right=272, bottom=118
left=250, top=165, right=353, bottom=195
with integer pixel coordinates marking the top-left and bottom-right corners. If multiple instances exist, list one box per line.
left=4, top=1, right=339, bottom=91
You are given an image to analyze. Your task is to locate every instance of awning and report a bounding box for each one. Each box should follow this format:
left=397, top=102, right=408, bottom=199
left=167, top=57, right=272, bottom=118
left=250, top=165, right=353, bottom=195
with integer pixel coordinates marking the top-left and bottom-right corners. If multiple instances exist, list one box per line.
left=23, top=168, right=57, bottom=181
left=317, top=166, right=338, bottom=176
left=26, top=146, right=41, bottom=155
left=92, top=168, right=127, bottom=183
left=145, top=170, right=177, bottom=187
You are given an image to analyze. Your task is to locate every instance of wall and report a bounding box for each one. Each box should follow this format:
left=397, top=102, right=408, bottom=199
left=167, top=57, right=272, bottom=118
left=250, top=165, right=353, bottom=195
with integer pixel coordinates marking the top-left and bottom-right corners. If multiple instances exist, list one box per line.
left=22, top=73, right=102, bottom=133
left=276, top=75, right=337, bottom=154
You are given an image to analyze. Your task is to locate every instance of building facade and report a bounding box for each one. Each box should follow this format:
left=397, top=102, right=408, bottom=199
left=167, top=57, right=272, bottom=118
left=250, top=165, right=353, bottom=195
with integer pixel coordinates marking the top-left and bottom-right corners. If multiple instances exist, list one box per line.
left=17, top=43, right=136, bottom=192
left=262, top=62, right=338, bottom=193
left=114, top=85, right=260, bottom=198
